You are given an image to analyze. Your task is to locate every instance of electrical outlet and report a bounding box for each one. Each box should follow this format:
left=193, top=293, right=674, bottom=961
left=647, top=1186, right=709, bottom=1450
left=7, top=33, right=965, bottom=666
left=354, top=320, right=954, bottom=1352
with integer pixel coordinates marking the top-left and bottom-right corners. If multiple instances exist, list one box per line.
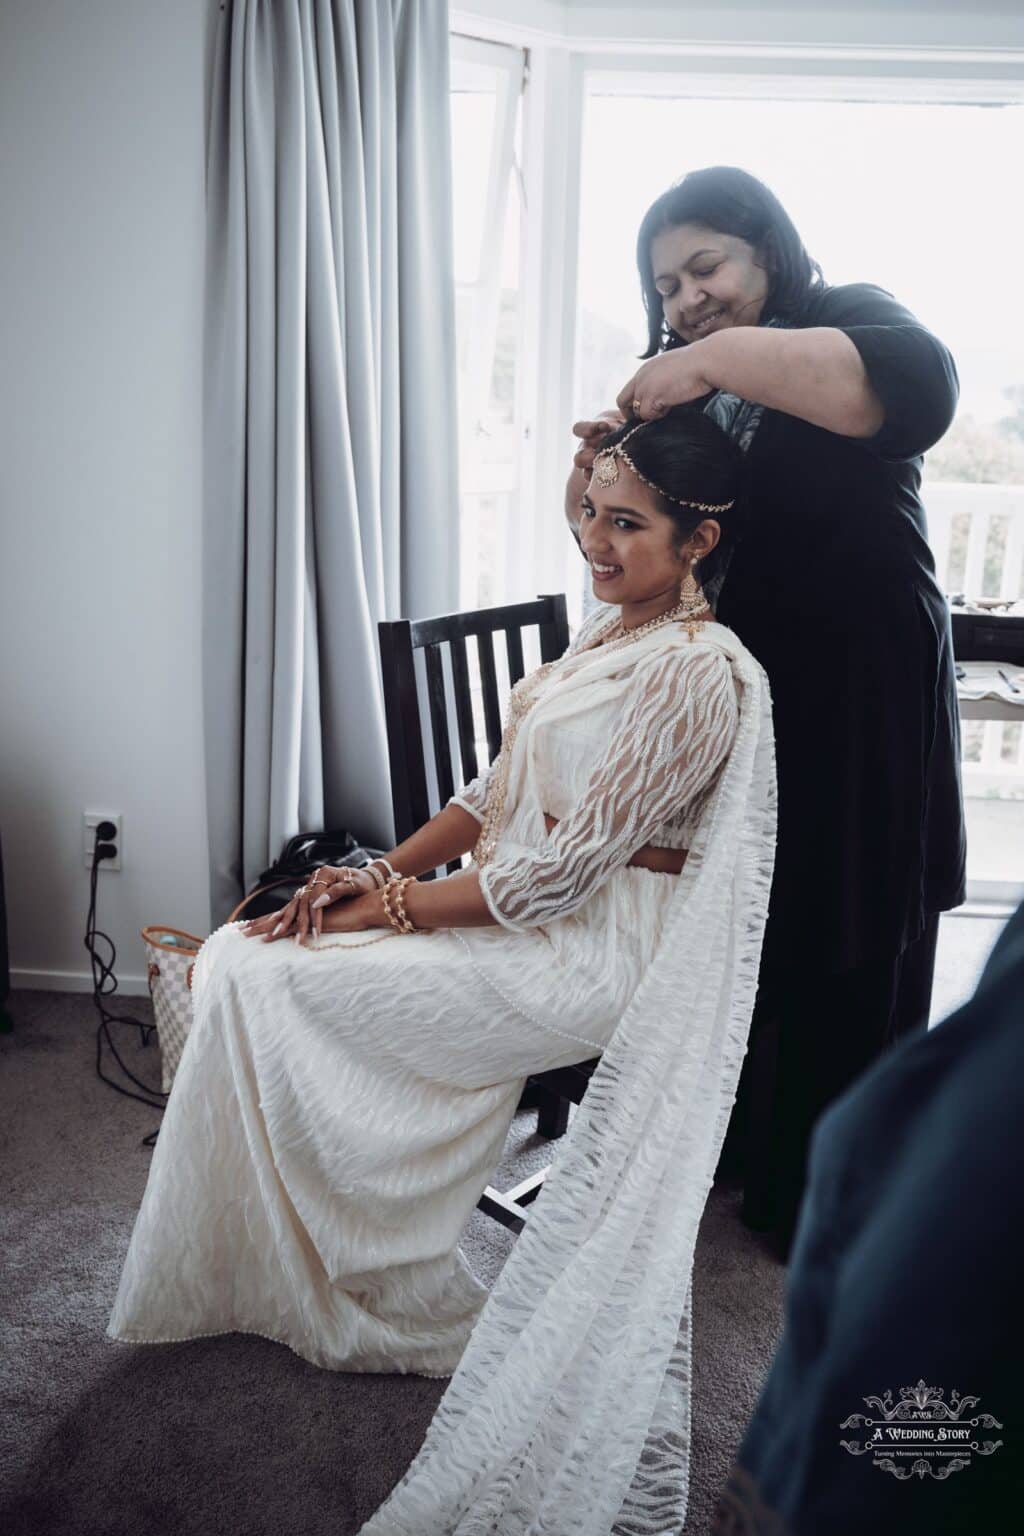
left=84, top=811, right=122, bottom=871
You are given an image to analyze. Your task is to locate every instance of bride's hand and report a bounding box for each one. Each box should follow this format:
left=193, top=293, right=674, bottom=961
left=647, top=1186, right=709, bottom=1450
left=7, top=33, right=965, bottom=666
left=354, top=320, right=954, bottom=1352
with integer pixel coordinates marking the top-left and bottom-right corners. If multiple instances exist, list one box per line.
left=571, top=410, right=625, bottom=471
left=240, top=866, right=376, bottom=944
left=566, top=409, right=624, bottom=534
left=303, top=865, right=378, bottom=942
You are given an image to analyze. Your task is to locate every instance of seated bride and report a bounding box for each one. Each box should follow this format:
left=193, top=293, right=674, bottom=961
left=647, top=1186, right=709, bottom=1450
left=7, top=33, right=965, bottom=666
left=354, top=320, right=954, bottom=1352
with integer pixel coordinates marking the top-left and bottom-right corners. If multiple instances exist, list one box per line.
left=109, top=404, right=777, bottom=1535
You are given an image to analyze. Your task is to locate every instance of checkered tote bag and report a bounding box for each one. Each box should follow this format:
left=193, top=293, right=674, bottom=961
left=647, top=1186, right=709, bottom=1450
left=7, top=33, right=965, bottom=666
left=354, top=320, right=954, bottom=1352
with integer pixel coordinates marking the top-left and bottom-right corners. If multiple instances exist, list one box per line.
left=139, top=884, right=290, bottom=1091
left=140, top=927, right=203, bottom=1092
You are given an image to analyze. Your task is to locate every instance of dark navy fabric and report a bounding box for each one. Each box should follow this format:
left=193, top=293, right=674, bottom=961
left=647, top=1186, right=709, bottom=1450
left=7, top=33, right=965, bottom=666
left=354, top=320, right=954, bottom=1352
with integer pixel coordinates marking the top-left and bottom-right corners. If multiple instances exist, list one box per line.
left=716, top=903, right=1024, bottom=1534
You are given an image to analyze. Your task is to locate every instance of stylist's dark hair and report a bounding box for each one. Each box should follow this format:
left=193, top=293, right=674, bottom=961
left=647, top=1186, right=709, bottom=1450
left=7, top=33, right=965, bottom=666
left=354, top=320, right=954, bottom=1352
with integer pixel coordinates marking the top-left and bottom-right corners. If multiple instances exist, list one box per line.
left=637, top=165, right=824, bottom=358
left=596, top=405, right=744, bottom=595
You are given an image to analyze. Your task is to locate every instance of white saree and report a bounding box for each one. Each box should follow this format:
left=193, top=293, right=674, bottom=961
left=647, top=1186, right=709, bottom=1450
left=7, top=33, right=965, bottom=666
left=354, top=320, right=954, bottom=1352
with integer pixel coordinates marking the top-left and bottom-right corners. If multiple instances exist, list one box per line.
left=108, top=611, right=775, bottom=1534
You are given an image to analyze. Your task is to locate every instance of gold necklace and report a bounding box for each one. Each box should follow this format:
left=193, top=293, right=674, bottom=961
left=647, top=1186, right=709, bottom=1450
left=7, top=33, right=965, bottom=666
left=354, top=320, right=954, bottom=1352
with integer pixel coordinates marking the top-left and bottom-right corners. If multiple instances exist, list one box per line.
left=473, top=596, right=709, bottom=868
left=592, top=590, right=711, bottom=648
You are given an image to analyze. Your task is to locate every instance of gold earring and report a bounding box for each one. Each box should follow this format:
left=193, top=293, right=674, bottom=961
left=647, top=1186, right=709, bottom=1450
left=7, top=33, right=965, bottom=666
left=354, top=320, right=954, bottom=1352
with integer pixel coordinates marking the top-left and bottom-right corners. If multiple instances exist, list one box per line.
left=680, top=564, right=700, bottom=598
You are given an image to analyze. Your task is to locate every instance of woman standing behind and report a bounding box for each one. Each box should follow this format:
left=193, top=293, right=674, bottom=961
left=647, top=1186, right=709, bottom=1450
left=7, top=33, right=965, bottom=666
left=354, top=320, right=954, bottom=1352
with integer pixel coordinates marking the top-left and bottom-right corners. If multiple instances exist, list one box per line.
left=569, top=166, right=965, bottom=1255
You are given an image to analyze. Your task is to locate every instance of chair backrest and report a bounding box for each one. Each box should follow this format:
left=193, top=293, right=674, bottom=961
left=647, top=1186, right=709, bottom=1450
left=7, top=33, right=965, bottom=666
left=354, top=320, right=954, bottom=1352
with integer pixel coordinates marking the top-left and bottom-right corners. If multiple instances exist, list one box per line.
left=378, top=595, right=570, bottom=875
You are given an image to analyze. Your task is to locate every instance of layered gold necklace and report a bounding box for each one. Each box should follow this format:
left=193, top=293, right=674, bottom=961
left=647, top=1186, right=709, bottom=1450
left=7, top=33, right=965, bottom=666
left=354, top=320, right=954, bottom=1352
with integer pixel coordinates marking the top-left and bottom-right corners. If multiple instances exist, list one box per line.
left=472, top=591, right=710, bottom=868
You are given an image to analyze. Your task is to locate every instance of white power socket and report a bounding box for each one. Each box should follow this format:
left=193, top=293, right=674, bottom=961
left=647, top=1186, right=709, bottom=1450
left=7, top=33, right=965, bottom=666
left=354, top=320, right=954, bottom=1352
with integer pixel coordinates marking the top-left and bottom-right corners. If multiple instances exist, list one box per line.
left=84, top=811, right=122, bottom=871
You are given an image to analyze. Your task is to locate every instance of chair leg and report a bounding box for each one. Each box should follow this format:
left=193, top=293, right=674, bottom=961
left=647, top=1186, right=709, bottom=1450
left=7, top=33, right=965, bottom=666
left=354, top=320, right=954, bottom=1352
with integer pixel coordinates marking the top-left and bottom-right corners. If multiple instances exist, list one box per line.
left=537, top=1089, right=570, bottom=1140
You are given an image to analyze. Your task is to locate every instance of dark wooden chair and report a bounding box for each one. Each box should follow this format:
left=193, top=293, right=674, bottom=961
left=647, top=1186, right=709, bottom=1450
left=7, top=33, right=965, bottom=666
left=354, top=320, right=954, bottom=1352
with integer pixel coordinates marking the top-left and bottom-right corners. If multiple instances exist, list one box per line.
left=377, top=595, right=600, bottom=1232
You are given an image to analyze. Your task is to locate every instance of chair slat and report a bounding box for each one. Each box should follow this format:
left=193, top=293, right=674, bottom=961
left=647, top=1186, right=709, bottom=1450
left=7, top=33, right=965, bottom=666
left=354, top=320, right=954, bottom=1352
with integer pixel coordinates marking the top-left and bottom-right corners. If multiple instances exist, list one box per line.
left=449, top=636, right=479, bottom=784
left=377, top=620, right=430, bottom=845
left=538, top=592, right=570, bottom=664
left=505, top=626, right=525, bottom=686
left=424, top=644, right=456, bottom=809
left=476, top=631, right=503, bottom=762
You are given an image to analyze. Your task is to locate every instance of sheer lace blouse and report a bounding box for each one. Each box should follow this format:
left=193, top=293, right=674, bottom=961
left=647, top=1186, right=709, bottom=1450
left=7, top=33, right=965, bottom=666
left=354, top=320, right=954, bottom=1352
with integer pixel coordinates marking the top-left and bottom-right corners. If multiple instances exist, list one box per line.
left=449, top=621, right=740, bottom=933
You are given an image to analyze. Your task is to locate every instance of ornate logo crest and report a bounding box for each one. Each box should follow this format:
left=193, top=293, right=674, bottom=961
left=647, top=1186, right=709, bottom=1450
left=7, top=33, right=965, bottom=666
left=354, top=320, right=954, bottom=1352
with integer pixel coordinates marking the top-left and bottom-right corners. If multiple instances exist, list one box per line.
left=839, top=1379, right=1004, bottom=1481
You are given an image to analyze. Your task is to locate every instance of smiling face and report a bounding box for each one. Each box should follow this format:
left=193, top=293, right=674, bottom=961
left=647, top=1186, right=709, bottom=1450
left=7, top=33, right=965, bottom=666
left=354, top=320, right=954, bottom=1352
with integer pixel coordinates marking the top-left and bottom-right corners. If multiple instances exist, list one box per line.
left=579, top=461, right=721, bottom=623
left=650, top=222, right=770, bottom=344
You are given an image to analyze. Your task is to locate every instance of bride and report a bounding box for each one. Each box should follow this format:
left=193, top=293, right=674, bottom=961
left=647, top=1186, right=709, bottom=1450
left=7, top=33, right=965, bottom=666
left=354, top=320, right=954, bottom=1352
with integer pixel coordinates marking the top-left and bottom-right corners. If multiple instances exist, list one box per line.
left=109, top=405, right=776, bottom=1534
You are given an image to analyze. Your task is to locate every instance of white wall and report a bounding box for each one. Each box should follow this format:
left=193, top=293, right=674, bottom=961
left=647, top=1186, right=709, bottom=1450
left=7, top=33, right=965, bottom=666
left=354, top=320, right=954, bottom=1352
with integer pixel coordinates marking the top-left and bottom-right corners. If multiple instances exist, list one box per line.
left=0, top=0, right=218, bottom=993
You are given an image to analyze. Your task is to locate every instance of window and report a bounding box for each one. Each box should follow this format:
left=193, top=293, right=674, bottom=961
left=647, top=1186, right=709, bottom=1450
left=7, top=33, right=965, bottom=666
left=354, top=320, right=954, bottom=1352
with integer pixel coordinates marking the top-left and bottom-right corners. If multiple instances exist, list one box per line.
left=449, top=35, right=526, bottom=611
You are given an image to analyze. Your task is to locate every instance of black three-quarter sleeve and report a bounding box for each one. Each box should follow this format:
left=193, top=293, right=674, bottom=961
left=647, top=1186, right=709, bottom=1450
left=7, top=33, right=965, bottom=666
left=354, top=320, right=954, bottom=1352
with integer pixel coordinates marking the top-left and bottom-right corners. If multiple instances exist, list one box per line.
left=811, top=283, right=959, bottom=463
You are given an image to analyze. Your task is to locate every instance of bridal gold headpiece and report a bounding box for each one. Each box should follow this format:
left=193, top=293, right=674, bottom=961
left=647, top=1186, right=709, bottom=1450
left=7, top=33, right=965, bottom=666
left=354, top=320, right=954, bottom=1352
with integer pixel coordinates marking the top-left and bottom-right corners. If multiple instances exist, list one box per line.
left=591, top=421, right=735, bottom=514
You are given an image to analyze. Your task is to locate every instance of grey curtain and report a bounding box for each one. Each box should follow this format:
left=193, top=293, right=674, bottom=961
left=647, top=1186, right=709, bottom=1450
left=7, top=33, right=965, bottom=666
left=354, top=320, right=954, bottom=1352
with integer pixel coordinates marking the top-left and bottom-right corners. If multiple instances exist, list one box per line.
left=203, top=0, right=459, bottom=923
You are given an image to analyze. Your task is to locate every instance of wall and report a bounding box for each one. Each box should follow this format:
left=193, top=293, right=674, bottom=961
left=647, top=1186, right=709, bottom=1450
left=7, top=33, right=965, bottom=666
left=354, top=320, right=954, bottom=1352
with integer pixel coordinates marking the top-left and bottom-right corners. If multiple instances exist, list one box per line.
left=0, top=0, right=218, bottom=993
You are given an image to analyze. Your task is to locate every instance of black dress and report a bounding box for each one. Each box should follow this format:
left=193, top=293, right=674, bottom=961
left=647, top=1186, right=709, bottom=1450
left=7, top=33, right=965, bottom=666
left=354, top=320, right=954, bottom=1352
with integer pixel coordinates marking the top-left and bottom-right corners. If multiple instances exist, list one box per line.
left=714, top=282, right=967, bottom=1248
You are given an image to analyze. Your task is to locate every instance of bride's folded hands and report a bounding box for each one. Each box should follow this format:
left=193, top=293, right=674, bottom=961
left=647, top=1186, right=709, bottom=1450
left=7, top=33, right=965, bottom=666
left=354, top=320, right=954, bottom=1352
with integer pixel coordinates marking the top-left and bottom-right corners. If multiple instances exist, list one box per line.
left=240, top=862, right=377, bottom=944
left=241, top=884, right=386, bottom=943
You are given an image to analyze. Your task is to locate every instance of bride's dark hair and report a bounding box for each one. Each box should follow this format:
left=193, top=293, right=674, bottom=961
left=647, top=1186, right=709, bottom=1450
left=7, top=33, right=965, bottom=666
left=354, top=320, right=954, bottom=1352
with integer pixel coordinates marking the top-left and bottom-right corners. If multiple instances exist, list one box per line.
left=596, top=405, right=744, bottom=596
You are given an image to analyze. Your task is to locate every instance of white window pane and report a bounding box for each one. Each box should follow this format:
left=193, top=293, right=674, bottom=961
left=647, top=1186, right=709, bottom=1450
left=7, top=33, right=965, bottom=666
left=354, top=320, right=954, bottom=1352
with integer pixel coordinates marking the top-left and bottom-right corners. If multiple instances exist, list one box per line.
left=450, top=93, right=496, bottom=285
left=450, top=44, right=525, bottom=610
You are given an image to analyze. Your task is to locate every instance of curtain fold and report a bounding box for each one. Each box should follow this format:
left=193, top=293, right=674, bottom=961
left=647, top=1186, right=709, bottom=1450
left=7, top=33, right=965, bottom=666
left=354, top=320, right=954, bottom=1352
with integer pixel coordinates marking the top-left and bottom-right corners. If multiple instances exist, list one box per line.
left=203, top=0, right=459, bottom=923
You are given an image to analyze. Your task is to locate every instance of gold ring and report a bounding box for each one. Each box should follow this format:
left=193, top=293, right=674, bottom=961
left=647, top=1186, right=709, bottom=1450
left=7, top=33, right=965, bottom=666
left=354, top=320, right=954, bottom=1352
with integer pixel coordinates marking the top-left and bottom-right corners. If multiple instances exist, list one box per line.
left=632, top=398, right=641, bottom=413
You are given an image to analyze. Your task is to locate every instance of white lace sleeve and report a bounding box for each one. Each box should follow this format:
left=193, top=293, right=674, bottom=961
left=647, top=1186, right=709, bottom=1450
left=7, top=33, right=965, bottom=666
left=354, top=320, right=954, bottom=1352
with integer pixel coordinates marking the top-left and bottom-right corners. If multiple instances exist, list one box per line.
left=447, top=764, right=494, bottom=824
left=479, top=644, right=739, bottom=931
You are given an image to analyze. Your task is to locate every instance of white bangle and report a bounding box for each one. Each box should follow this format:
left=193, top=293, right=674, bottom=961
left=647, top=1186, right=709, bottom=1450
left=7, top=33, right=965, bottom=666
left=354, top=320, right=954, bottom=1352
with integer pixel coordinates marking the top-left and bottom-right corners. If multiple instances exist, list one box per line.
left=367, top=856, right=397, bottom=883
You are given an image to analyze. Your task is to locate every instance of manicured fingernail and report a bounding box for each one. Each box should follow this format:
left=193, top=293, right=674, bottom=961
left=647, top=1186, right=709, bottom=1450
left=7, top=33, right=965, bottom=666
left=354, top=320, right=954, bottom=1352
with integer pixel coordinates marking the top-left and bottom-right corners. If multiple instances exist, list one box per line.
left=272, top=922, right=284, bottom=937
left=311, top=894, right=328, bottom=909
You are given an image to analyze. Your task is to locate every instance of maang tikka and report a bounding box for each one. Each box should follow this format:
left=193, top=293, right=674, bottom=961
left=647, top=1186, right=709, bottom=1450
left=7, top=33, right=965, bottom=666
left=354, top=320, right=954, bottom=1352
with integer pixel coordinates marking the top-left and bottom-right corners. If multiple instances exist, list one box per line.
left=591, top=422, right=735, bottom=515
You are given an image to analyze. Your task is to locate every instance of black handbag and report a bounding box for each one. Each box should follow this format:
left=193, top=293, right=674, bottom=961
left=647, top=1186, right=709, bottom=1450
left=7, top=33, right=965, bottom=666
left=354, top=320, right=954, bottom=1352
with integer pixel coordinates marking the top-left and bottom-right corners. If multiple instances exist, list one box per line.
left=230, top=831, right=386, bottom=921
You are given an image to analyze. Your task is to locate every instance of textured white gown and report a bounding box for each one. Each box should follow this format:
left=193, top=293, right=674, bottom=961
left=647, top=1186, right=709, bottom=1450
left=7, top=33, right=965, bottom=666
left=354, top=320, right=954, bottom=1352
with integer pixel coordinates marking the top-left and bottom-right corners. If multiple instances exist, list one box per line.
left=108, top=616, right=741, bottom=1379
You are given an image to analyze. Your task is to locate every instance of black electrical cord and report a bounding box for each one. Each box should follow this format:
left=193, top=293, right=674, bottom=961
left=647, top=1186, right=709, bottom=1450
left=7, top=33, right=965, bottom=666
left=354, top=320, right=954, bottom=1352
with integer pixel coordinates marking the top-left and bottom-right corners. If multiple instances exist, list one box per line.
left=86, top=833, right=166, bottom=1146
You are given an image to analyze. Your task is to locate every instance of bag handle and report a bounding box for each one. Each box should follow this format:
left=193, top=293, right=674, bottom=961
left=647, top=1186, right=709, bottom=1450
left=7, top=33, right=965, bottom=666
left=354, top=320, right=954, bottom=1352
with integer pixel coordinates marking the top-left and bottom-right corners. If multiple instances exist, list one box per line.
left=227, top=878, right=303, bottom=924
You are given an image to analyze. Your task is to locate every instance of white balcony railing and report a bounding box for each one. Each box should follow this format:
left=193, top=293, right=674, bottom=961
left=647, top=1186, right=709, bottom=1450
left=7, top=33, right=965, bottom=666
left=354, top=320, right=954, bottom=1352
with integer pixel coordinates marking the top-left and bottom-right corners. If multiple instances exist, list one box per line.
left=459, top=478, right=1024, bottom=789
left=924, top=480, right=1024, bottom=796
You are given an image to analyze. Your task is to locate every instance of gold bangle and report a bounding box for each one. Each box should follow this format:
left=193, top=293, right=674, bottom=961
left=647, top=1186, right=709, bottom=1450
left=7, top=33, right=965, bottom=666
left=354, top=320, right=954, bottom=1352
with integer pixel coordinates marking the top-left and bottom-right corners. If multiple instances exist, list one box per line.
left=380, top=878, right=400, bottom=932
left=393, top=875, right=420, bottom=934
left=363, top=863, right=386, bottom=890
left=381, top=874, right=418, bottom=935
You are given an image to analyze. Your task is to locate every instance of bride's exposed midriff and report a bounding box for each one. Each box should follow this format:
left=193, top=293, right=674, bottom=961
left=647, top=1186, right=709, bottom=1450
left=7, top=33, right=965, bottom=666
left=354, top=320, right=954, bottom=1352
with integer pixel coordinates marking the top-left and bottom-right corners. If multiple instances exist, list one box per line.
left=543, top=813, right=687, bottom=875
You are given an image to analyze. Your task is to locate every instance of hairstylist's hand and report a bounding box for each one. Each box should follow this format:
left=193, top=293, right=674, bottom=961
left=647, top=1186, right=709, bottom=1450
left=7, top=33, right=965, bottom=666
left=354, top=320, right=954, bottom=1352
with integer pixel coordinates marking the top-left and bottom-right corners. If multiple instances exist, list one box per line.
left=616, top=345, right=717, bottom=421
